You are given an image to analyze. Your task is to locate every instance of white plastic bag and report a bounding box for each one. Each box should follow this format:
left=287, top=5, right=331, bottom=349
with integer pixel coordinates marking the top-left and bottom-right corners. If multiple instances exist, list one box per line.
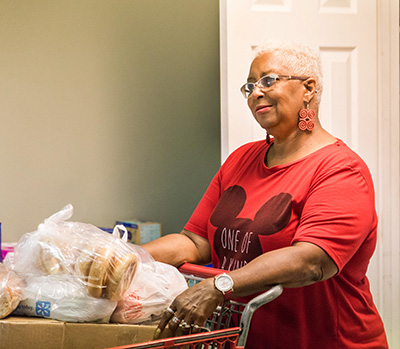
left=12, top=274, right=116, bottom=323
left=111, top=261, right=188, bottom=324
left=6, top=204, right=151, bottom=323
left=0, top=263, right=24, bottom=319
left=10, top=204, right=147, bottom=301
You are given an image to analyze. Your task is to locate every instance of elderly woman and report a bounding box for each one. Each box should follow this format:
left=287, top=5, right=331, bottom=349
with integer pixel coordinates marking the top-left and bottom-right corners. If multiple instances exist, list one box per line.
left=143, top=40, right=388, bottom=348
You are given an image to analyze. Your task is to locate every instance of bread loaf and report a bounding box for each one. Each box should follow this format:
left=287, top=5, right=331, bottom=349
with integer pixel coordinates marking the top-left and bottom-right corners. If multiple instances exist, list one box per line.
left=87, top=247, right=113, bottom=298
left=0, top=265, right=23, bottom=319
left=105, top=253, right=138, bottom=300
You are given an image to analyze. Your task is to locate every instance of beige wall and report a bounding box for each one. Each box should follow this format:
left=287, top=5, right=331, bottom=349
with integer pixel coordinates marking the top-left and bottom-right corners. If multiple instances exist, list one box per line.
left=0, top=0, right=221, bottom=241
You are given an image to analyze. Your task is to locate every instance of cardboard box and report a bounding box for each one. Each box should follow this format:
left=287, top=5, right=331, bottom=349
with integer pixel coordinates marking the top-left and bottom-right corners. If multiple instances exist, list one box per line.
left=115, top=220, right=161, bottom=245
left=0, top=316, right=156, bottom=349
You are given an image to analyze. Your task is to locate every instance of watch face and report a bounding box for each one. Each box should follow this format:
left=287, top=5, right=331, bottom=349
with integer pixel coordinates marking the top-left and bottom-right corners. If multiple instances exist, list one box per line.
left=216, top=274, right=233, bottom=292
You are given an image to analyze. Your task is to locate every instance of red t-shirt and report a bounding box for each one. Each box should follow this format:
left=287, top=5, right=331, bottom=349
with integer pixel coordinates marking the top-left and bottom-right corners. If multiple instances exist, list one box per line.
left=185, top=139, right=388, bottom=349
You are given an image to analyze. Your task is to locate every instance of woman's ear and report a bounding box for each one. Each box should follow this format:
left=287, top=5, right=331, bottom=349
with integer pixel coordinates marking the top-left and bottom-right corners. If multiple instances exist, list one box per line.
left=303, top=78, right=317, bottom=103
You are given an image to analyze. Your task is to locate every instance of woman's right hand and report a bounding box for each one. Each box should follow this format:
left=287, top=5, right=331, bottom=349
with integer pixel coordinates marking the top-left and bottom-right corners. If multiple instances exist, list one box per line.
left=153, top=276, right=224, bottom=339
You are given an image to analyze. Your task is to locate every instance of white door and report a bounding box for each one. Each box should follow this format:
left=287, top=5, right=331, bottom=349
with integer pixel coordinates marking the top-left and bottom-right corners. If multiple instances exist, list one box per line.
left=220, top=0, right=399, bottom=346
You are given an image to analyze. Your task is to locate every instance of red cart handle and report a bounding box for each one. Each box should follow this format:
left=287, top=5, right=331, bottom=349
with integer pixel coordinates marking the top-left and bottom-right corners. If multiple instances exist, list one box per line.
left=178, top=263, right=225, bottom=279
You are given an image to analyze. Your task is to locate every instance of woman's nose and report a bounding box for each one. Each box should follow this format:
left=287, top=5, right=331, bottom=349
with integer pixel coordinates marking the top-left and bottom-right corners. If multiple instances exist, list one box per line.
left=251, top=84, right=265, bottom=98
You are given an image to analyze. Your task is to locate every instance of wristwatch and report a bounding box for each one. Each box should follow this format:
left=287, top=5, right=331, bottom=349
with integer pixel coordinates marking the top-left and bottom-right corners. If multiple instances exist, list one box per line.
left=214, top=273, right=234, bottom=301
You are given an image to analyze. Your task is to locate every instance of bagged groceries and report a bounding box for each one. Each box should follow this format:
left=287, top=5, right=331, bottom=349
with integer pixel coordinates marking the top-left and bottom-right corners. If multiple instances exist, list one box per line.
left=111, top=261, right=188, bottom=324
left=0, top=263, right=24, bottom=319
left=0, top=204, right=187, bottom=324
left=9, top=204, right=147, bottom=302
left=12, top=274, right=117, bottom=323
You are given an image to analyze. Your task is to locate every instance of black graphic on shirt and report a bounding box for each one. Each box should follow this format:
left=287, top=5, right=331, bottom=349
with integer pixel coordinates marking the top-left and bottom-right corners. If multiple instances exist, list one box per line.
left=210, top=185, right=292, bottom=271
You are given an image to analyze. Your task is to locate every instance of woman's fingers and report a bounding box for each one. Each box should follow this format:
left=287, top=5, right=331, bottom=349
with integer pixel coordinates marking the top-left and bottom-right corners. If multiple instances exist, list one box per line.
left=153, top=306, right=177, bottom=339
left=190, top=323, right=204, bottom=334
left=167, top=315, right=182, bottom=335
left=154, top=278, right=220, bottom=339
left=179, top=320, right=191, bottom=335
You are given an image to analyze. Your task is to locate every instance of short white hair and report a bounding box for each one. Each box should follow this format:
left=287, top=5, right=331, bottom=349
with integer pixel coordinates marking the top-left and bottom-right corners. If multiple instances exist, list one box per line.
left=254, top=40, right=323, bottom=106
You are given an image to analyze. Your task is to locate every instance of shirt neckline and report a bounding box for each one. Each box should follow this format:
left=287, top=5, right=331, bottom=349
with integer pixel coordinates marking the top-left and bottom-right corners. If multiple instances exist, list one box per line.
left=262, top=139, right=342, bottom=170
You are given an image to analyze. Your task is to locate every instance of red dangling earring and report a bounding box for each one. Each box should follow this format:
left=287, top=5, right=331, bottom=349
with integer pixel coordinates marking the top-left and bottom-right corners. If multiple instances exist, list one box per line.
left=298, top=103, right=316, bottom=131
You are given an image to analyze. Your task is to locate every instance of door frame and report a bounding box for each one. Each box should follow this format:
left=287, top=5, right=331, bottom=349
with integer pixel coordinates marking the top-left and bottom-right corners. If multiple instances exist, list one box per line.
left=375, top=0, right=399, bottom=345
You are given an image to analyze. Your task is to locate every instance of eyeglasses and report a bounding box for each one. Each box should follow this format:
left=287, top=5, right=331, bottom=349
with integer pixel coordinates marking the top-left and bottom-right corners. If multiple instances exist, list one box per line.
left=240, top=74, right=308, bottom=99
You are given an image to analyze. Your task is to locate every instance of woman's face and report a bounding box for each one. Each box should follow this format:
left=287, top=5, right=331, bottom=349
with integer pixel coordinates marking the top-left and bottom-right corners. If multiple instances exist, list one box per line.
left=246, top=52, right=306, bottom=137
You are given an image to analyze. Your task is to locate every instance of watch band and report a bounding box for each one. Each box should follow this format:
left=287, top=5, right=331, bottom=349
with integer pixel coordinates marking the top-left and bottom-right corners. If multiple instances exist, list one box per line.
left=223, top=288, right=233, bottom=301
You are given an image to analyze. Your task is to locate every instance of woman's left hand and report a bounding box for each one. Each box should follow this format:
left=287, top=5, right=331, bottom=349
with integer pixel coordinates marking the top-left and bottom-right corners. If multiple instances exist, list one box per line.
left=153, top=277, right=224, bottom=339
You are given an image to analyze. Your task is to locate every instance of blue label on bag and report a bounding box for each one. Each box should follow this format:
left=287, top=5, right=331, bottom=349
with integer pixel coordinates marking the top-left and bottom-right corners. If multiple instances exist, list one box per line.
left=36, top=301, right=51, bottom=317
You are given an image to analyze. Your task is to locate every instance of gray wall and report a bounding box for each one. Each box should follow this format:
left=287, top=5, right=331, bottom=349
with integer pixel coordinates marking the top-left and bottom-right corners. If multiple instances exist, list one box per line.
left=0, top=0, right=221, bottom=241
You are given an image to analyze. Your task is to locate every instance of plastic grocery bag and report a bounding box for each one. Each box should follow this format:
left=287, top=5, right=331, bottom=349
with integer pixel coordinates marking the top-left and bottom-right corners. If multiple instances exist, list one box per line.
left=6, top=204, right=149, bottom=322
left=0, top=263, right=24, bottom=319
left=111, top=261, right=188, bottom=324
left=12, top=274, right=115, bottom=323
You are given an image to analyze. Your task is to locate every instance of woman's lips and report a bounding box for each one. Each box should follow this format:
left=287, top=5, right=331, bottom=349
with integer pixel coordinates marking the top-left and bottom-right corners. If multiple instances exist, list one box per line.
left=255, top=105, right=272, bottom=113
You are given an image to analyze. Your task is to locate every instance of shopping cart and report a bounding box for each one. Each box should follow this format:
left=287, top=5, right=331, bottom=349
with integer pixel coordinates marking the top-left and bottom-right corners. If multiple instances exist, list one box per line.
left=109, top=263, right=282, bottom=349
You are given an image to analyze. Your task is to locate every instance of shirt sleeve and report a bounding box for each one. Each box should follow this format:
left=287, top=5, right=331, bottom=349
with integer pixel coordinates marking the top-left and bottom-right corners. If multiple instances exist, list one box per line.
left=184, top=170, right=222, bottom=238
left=292, top=165, right=377, bottom=272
